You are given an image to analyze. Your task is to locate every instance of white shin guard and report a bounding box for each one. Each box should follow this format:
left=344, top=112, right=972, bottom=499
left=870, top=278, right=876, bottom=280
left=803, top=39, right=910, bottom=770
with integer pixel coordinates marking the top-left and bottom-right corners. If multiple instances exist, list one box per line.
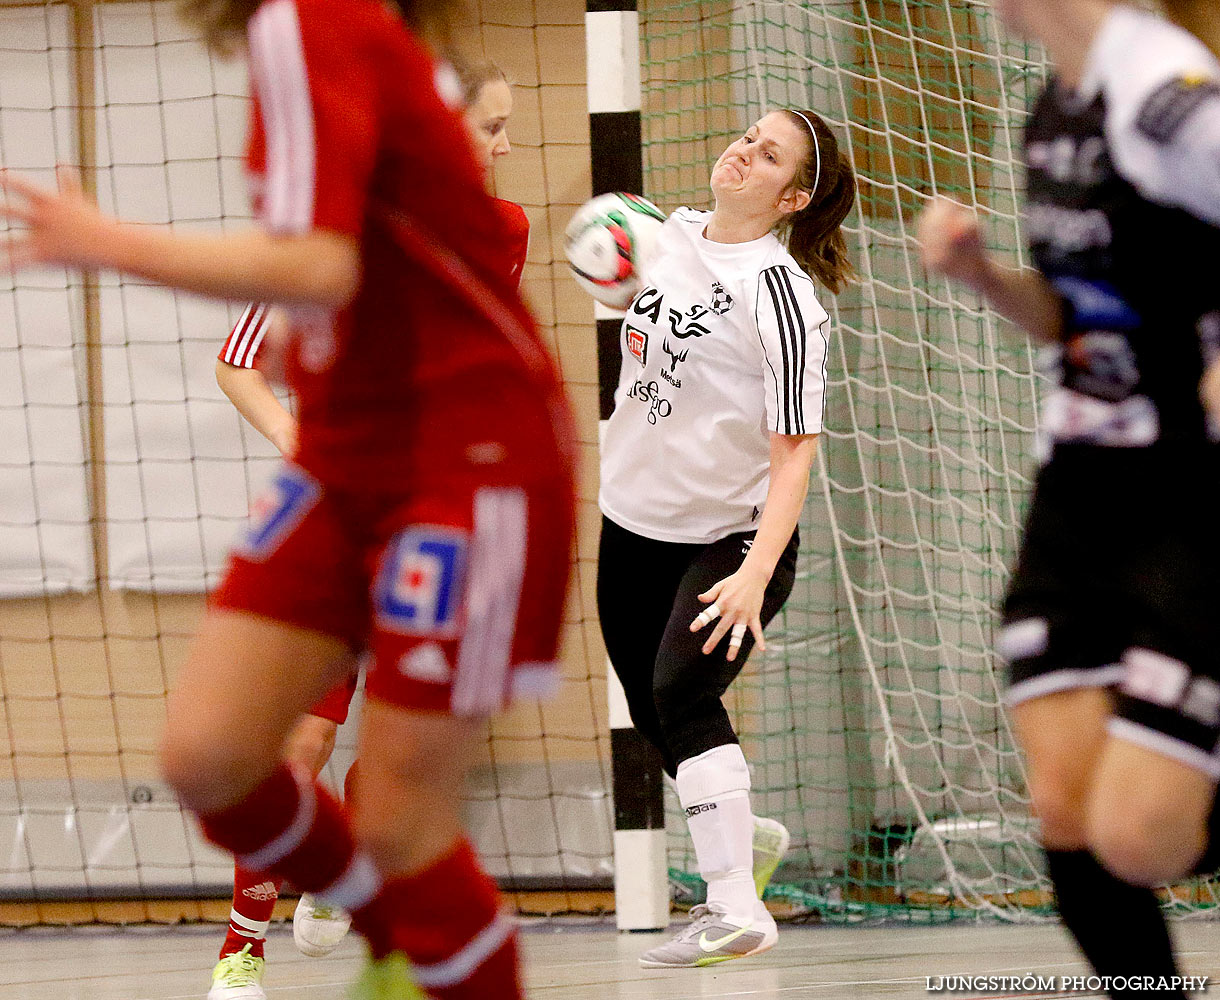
left=676, top=744, right=759, bottom=925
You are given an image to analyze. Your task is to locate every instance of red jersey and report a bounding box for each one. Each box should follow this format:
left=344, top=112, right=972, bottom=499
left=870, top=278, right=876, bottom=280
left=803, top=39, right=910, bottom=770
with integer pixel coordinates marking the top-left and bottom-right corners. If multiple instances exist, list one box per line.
left=492, top=198, right=529, bottom=289
left=243, top=0, right=570, bottom=489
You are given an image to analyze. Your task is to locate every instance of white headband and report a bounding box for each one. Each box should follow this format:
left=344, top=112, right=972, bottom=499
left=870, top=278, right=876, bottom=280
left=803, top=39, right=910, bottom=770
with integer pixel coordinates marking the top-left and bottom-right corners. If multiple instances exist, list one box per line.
left=789, top=109, right=821, bottom=197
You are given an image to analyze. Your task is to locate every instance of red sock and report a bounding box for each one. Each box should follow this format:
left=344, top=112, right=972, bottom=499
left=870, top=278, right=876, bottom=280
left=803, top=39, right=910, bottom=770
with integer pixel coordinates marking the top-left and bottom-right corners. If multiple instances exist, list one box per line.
left=220, top=865, right=283, bottom=959
left=352, top=839, right=520, bottom=1000
left=343, top=759, right=359, bottom=805
left=198, top=763, right=380, bottom=910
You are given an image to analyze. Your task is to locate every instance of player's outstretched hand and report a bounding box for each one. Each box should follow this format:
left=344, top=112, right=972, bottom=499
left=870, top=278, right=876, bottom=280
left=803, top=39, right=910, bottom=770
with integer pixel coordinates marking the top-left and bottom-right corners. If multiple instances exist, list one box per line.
left=0, top=166, right=116, bottom=273
left=690, top=567, right=768, bottom=662
left=917, top=196, right=994, bottom=292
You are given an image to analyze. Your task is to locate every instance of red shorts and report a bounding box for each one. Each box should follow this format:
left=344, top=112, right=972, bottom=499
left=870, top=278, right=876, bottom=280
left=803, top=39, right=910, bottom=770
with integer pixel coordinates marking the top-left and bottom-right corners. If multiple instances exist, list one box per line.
left=211, top=465, right=573, bottom=716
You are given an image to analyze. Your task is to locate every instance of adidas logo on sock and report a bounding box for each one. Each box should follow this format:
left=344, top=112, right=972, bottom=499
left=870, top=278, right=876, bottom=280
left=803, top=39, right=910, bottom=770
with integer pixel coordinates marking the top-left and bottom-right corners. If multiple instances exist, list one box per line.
left=685, top=802, right=717, bottom=818
left=242, top=881, right=279, bottom=901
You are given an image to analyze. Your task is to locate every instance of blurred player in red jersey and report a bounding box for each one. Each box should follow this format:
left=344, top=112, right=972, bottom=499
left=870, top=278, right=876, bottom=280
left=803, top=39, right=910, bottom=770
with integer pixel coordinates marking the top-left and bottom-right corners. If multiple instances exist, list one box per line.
left=0, top=1, right=575, bottom=998
left=204, top=64, right=530, bottom=994
left=210, top=302, right=356, bottom=998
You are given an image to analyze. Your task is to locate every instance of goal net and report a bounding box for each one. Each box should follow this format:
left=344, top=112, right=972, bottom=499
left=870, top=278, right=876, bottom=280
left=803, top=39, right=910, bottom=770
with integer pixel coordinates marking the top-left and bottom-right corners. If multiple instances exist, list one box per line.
left=641, top=0, right=1219, bottom=920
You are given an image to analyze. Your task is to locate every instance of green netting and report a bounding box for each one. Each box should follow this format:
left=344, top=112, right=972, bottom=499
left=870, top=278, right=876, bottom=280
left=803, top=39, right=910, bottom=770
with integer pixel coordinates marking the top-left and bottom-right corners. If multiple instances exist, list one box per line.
left=640, top=0, right=1220, bottom=922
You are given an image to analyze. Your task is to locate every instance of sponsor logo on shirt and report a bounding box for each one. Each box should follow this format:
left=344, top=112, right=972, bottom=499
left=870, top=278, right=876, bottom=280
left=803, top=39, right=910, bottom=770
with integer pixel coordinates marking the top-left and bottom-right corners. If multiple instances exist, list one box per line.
left=632, top=288, right=712, bottom=339
left=660, top=338, right=688, bottom=388
left=668, top=303, right=711, bottom=339
left=238, top=465, right=321, bottom=562
left=626, top=379, right=672, bottom=424
left=710, top=281, right=734, bottom=315
left=374, top=527, right=467, bottom=637
left=626, top=325, right=648, bottom=366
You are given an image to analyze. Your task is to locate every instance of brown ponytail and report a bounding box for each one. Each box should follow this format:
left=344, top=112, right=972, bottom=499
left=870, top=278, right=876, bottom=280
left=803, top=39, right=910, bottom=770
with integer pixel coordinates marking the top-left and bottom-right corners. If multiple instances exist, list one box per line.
left=181, top=0, right=465, bottom=53
left=775, top=109, right=858, bottom=295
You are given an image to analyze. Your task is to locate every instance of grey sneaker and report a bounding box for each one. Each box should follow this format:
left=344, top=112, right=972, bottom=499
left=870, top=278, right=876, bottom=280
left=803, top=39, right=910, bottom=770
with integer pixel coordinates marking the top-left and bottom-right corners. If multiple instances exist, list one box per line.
left=638, top=903, right=778, bottom=968
left=752, top=817, right=790, bottom=898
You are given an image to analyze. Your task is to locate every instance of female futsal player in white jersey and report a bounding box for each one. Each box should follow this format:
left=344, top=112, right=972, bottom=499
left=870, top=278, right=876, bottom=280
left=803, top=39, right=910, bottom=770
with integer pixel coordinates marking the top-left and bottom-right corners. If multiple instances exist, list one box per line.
left=204, top=57, right=528, bottom=1000
left=596, top=108, right=856, bottom=968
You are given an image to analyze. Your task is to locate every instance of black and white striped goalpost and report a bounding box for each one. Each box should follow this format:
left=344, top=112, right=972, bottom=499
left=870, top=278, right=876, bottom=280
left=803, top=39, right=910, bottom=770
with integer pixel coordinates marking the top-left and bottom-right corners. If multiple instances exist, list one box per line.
left=585, top=0, right=671, bottom=932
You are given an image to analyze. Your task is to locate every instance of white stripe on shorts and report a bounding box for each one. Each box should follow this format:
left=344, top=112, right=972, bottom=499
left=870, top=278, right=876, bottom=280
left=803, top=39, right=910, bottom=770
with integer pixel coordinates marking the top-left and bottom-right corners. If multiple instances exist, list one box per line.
left=453, top=488, right=527, bottom=717
left=511, top=662, right=559, bottom=700
left=1006, top=665, right=1125, bottom=706
left=1108, top=717, right=1220, bottom=779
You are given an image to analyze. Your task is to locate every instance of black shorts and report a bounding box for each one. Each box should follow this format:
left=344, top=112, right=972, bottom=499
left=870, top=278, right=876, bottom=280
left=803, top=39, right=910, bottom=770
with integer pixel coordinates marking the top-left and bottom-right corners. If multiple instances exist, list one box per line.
left=1001, top=446, right=1220, bottom=776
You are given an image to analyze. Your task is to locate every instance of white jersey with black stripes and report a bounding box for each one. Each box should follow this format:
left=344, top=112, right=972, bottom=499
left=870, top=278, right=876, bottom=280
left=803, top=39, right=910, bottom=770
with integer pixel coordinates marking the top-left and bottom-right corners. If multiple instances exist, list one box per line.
left=599, top=207, right=829, bottom=545
left=1082, top=5, right=1220, bottom=226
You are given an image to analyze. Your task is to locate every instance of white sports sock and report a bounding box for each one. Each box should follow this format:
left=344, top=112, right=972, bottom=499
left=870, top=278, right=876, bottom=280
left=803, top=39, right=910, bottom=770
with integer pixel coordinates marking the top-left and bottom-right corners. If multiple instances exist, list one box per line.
left=675, top=744, right=758, bottom=925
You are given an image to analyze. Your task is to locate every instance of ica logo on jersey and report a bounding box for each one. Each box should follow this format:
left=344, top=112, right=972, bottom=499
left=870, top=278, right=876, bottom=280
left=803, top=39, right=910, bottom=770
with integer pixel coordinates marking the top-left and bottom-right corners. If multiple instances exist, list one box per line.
left=632, top=287, right=712, bottom=340
left=238, top=465, right=321, bottom=561
left=374, top=526, right=467, bottom=637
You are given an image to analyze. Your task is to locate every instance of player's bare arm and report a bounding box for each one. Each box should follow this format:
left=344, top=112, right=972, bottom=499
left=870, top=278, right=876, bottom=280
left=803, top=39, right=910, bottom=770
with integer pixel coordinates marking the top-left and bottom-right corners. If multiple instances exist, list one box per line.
left=0, top=167, right=359, bottom=307
left=216, top=361, right=297, bottom=458
left=918, top=196, right=1065, bottom=343
left=692, top=432, right=818, bottom=660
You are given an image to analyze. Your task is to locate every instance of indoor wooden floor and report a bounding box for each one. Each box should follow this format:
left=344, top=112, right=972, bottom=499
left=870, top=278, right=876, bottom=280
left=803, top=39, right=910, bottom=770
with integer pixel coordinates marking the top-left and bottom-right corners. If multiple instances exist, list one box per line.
left=4, top=918, right=1218, bottom=999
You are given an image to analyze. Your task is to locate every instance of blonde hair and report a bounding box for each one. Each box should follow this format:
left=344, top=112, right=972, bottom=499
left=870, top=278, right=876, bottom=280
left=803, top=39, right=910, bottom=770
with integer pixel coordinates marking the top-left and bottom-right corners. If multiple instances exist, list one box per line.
left=450, top=56, right=508, bottom=107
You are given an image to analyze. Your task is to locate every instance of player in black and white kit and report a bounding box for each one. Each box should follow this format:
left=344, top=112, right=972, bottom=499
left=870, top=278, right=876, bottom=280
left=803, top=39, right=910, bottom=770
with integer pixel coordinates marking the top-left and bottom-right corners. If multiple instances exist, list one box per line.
left=920, top=2, right=1220, bottom=993
left=597, top=109, right=857, bottom=968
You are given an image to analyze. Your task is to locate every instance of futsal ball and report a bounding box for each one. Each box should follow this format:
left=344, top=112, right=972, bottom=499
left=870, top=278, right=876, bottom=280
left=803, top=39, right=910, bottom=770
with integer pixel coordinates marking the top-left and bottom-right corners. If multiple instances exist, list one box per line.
left=564, top=192, right=666, bottom=310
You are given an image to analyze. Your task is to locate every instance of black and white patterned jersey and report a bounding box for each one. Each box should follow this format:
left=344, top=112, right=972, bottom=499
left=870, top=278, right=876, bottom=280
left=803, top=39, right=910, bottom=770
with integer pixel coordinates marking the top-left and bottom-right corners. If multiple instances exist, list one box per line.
left=599, top=208, right=829, bottom=544
left=1025, top=45, right=1220, bottom=450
